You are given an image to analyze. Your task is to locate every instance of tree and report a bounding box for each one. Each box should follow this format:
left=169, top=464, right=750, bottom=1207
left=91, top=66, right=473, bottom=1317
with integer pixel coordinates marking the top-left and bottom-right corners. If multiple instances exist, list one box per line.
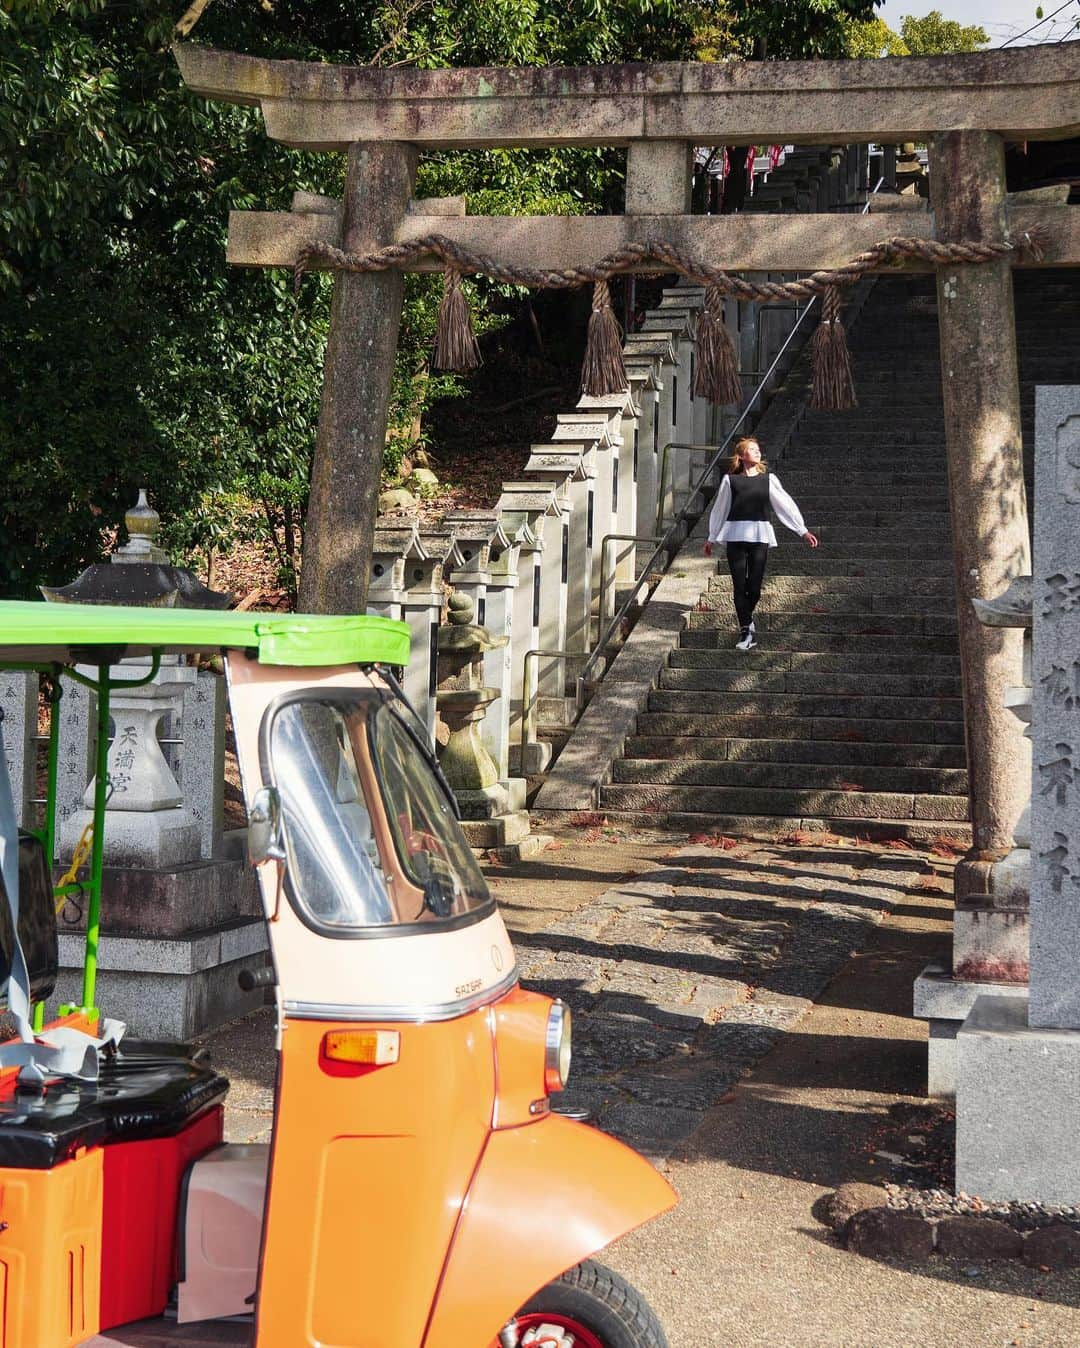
left=1, top=0, right=888, bottom=603
left=845, top=16, right=910, bottom=57
left=899, top=10, right=988, bottom=53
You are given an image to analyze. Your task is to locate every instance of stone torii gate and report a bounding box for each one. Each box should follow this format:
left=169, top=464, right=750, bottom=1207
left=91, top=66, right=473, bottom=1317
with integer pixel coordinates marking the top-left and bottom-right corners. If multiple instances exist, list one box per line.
left=175, top=40, right=1080, bottom=899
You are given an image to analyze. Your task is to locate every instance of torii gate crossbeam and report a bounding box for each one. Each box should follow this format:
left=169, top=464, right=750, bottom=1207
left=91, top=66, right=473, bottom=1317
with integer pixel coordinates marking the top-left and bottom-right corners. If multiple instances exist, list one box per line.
left=176, top=39, right=1080, bottom=902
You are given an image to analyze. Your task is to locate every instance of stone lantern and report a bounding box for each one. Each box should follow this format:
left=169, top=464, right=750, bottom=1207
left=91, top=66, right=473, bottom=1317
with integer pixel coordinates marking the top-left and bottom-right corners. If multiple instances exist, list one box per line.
left=40, top=491, right=263, bottom=1038
left=436, top=592, right=506, bottom=794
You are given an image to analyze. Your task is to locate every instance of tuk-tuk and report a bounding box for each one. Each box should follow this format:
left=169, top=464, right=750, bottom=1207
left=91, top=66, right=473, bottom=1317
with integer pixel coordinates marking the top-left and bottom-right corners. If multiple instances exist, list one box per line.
left=0, top=599, right=675, bottom=1348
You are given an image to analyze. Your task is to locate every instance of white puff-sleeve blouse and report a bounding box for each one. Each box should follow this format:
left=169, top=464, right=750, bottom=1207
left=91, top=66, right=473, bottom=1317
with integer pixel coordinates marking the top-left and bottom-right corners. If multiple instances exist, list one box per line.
left=706, top=472, right=807, bottom=549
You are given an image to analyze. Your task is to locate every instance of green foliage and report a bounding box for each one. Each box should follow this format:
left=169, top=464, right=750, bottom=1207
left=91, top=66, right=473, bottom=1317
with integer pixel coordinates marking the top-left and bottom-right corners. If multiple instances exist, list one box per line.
left=899, top=10, right=988, bottom=53
left=2, top=0, right=888, bottom=600
left=731, top=0, right=880, bottom=58
left=845, top=16, right=910, bottom=56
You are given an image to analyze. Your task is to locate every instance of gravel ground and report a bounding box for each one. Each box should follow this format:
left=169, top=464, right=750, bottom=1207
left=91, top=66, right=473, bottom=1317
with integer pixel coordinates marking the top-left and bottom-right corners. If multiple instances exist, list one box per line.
left=199, top=828, right=1080, bottom=1347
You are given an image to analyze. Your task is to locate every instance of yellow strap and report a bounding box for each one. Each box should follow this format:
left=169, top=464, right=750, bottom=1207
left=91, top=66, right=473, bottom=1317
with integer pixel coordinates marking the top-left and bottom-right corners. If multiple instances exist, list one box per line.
left=56, top=824, right=94, bottom=906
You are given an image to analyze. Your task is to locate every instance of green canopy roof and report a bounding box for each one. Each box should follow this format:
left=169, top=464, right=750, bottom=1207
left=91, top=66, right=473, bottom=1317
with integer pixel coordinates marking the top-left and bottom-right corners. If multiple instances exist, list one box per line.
left=0, top=600, right=410, bottom=668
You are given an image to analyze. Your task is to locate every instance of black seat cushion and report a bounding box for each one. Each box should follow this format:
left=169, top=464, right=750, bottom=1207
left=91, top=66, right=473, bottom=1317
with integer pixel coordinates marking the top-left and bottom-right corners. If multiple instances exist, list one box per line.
left=0, top=1046, right=228, bottom=1169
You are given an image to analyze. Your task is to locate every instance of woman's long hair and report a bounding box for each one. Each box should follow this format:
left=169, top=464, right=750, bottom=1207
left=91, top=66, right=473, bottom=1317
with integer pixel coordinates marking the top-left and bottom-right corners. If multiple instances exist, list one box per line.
left=727, top=437, right=769, bottom=475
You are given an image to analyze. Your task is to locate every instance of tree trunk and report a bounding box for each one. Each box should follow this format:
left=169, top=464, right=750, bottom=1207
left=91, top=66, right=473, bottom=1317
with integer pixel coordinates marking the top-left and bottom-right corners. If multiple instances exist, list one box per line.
left=298, top=140, right=418, bottom=615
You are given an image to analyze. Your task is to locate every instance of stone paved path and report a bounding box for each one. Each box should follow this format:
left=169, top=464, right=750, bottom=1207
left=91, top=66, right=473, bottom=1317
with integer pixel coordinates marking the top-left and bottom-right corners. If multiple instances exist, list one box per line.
left=517, top=839, right=939, bottom=1159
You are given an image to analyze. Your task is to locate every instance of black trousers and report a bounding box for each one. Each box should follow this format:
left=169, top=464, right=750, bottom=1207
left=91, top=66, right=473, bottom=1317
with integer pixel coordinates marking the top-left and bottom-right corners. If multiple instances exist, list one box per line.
left=725, top=542, right=770, bottom=630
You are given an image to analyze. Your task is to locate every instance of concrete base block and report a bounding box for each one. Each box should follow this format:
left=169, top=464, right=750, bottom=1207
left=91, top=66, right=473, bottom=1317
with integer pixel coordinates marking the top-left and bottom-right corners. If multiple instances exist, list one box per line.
left=953, top=900, right=1029, bottom=985
left=456, top=784, right=512, bottom=820
left=957, top=994, right=1080, bottom=1205
left=914, top=960, right=1029, bottom=1097
left=516, top=741, right=553, bottom=777
left=459, top=811, right=531, bottom=848
left=57, top=858, right=260, bottom=939
left=63, top=807, right=201, bottom=870
left=55, top=919, right=268, bottom=1040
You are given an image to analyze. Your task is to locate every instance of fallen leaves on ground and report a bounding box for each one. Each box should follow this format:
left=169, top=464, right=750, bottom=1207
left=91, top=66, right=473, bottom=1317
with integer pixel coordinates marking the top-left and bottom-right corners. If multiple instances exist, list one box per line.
left=687, top=833, right=742, bottom=849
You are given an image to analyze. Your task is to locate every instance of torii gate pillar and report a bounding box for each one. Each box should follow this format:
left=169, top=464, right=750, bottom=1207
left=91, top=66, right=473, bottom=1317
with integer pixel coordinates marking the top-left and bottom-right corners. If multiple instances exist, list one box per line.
left=299, top=141, right=418, bottom=615
left=929, top=130, right=1031, bottom=894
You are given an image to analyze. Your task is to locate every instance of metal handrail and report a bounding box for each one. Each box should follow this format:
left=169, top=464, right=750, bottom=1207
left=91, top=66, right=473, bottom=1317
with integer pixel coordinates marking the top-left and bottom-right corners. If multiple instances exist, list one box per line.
left=576, top=175, right=886, bottom=696
left=519, top=647, right=588, bottom=766
left=654, top=443, right=723, bottom=537
left=597, top=533, right=664, bottom=627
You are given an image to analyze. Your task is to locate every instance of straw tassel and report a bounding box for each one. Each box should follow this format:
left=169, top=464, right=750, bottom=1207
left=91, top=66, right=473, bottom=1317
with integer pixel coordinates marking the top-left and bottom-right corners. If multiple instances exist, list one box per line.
left=433, top=267, right=481, bottom=372
left=810, top=285, right=857, bottom=411
left=693, top=285, right=742, bottom=406
left=580, top=278, right=626, bottom=396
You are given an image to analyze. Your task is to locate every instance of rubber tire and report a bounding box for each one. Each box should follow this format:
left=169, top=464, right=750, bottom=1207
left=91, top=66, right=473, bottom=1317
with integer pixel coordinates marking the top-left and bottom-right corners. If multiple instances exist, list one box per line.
left=515, top=1259, right=670, bottom=1348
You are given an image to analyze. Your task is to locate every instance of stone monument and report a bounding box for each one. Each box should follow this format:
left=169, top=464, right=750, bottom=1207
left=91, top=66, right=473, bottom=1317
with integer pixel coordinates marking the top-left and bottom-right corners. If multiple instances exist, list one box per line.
left=955, top=386, right=1080, bottom=1205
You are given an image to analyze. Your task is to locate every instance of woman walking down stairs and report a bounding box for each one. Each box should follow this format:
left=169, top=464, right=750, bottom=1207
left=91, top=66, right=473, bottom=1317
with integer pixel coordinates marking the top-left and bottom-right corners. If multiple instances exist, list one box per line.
left=599, top=270, right=1080, bottom=842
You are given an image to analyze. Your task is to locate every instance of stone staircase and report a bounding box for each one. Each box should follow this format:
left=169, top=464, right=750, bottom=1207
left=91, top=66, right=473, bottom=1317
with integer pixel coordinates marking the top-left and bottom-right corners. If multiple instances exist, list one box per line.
left=597, top=269, right=1080, bottom=841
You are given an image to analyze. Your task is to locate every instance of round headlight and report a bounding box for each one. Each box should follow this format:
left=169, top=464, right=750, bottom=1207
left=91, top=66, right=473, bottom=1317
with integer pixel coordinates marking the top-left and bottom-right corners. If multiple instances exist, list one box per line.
left=544, top=1001, right=572, bottom=1093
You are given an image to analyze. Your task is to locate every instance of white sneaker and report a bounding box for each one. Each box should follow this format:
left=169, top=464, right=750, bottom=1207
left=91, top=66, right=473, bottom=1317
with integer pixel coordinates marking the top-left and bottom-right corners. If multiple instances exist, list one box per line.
left=736, top=627, right=757, bottom=651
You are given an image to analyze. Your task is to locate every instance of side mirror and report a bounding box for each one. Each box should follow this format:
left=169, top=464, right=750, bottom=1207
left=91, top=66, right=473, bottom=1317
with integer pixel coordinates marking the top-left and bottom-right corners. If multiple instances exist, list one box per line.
left=248, top=787, right=286, bottom=867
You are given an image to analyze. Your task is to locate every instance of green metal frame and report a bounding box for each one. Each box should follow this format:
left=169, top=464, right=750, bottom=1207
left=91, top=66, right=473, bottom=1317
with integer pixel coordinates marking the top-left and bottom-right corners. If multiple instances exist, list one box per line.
left=5, top=653, right=162, bottom=1022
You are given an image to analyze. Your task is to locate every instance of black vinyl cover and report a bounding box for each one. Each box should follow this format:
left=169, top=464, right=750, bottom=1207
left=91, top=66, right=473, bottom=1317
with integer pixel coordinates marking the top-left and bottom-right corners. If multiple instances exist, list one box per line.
left=0, top=1047, right=228, bottom=1170
left=0, top=833, right=59, bottom=1008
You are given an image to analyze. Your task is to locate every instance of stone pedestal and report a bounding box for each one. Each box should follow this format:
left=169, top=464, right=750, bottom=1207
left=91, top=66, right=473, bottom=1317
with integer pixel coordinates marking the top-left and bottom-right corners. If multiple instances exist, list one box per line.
left=525, top=444, right=596, bottom=660
left=914, top=959, right=1029, bottom=1097
left=579, top=390, right=638, bottom=616
left=641, top=307, right=694, bottom=513
left=624, top=334, right=677, bottom=531
left=626, top=356, right=664, bottom=550
left=499, top=485, right=561, bottom=775
left=957, top=994, right=1080, bottom=1205
left=555, top=411, right=620, bottom=636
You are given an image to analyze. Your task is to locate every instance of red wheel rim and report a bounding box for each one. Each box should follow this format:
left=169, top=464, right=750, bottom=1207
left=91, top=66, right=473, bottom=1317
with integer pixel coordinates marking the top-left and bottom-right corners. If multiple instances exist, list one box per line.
left=514, top=1311, right=606, bottom=1347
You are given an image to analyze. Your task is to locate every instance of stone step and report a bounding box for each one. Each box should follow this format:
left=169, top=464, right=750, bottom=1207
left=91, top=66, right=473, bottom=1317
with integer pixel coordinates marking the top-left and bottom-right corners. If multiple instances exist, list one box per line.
left=771, top=527, right=951, bottom=547
left=678, top=628, right=958, bottom=655
left=646, top=689, right=964, bottom=721
left=611, top=757, right=968, bottom=795
left=789, top=495, right=949, bottom=512
left=791, top=430, right=945, bottom=445
left=776, top=472, right=947, bottom=488
left=700, top=591, right=956, bottom=616
left=764, top=566, right=953, bottom=585
left=685, top=610, right=957, bottom=635
left=599, top=782, right=969, bottom=821
left=703, top=572, right=954, bottom=597
left=731, top=510, right=950, bottom=530
left=587, top=809, right=972, bottom=846
left=768, top=557, right=954, bottom=577
left=635, top=711, right=964, bottom=745
left=623, top=734, right=967, bottom=768
left=668, top=648, right=960, bottom=674
left=658, top=667, right=962, bottom=698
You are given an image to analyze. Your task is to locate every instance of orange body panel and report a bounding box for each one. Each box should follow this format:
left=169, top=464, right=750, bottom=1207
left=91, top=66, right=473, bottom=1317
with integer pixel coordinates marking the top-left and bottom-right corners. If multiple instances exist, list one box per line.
left=0, top=1150, right=102, bottom=1348
left=423, top=1114, right=677, bottom=1348
left=253, top=1012, right=495, bottom=1348
left=491, top=986, right=552, bottom=1128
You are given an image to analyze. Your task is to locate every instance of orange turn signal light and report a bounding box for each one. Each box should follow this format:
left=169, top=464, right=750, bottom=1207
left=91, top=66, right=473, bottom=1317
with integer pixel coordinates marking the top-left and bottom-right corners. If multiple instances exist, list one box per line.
left=323, top=1030, right=401, bottom=1066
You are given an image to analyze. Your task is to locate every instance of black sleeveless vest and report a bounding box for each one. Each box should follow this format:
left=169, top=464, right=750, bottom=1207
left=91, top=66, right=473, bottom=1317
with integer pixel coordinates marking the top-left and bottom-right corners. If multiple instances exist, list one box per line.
left=727, top=470, right=770, bottom=523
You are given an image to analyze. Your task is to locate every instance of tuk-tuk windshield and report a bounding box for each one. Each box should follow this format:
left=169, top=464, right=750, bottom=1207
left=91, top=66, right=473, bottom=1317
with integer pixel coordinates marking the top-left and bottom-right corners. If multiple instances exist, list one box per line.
left=268, top=695, right=491, bottom=934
